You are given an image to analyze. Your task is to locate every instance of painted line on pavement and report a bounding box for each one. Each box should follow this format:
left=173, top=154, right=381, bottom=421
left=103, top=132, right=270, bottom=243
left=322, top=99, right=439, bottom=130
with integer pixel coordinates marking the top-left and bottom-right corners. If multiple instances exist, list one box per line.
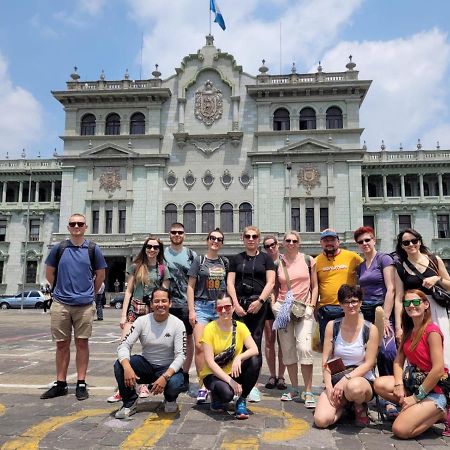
left=221, top=405, right=309, bottom=449
left=120, top=406, right=178, bottom=449
left=1, top=332, right=50, bottom=344
left=1, top=408, right=113, bottom=450
left=0, top=403, right=5, bottom=416
left=0, top=384, right=115, bottom=391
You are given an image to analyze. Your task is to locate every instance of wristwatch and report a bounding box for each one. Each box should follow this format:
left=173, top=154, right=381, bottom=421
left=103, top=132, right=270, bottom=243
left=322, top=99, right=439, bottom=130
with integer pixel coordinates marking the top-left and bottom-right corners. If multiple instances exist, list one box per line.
left=162, top=373, right=171, bottom=382
left=258, top=298, right=265, bottom=304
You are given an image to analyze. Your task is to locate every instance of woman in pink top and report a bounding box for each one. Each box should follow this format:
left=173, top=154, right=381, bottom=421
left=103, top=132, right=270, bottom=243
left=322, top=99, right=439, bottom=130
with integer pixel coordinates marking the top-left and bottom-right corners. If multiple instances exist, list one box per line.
left=272, top=231, right=318, bottom=407
left=374, top=289, right=449, bottom=438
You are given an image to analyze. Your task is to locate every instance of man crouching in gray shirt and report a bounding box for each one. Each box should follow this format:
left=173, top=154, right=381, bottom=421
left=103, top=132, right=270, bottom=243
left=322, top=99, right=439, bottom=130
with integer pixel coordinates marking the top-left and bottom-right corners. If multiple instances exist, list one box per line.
left=114, top=288, right=186, bottom=419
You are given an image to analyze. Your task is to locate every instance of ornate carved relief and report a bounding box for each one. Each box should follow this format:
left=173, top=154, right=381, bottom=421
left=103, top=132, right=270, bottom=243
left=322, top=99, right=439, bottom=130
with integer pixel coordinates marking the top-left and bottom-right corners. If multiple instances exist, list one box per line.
left=195, top=80, right=223, bottom=126
left=201, top=170, right=215, bottom=189
left=239, top=171, right=251, bottom=189
left=165, top=170, right=178, bottom=189
left=297, top=166, right=320, bottom=195
left=99, top=167, right=122, bottom=197
left=220, top=170, right=233, bottom=190
left=191, top=138, right=226, bottom=155
left=183, top=170, right=196, bottom=190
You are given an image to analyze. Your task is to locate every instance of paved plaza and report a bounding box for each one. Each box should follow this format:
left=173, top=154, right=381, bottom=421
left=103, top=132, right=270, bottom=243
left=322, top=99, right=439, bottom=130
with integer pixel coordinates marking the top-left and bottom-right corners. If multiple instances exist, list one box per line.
left=0, top=309, right=448, bottom=449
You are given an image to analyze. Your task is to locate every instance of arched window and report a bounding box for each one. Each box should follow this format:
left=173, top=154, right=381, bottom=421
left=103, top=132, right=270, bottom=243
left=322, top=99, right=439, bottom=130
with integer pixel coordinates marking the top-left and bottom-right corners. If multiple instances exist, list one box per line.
left=130, top=112, right=145, bottom=135
left=220, top=203, right=233, bottom=233
left=105, top=113, right=121, bottom=135
left=239, top=202, right=252, bottom=231
left=183, top=203, right=196, bottom=233
left=273, top=108, right=290, bottom=131
left=80, top=113, right=96, bottom=136
left=299, top=107, right=316, bottom=130
left=326, top=106, right=343, bottom=129
left=202, top=203, right=215, bottom=233
left=164, top=204, right=177, bottom=232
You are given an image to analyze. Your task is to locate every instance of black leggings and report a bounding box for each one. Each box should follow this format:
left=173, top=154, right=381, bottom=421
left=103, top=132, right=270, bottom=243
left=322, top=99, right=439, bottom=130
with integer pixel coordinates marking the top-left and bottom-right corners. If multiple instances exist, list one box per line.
left=203, top=355, right=260, bottom=403
left=236, top=301, right=267, bottom=369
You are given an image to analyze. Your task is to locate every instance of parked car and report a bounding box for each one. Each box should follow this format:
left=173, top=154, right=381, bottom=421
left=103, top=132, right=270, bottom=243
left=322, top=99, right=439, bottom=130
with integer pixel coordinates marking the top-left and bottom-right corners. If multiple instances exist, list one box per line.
left=110, top=293, right=124, bottom=309
left=0, top=290, right=46, bottom=309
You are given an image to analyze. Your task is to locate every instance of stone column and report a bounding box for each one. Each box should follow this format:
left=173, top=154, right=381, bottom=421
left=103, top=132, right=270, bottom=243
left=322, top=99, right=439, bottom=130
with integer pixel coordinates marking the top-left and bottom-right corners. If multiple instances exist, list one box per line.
left=231, top=96, right=240, bottom=131
left=99, top=202, right=105, bottom=234
left=299, top=198, right=306, bottom=233
left=2, top=182, right=6, bottom=203
left=400, top=174, right=405, bottom=201
left=112, top=201, right=119, bottom=234
left=18, top=181, right=23, bottom=203
left=34, top=181, right=39, bottom=203
left=438, top=173, right=444, bottom=199
left=314, top=198, right=320, bottom=232
left=178, top=98, right=186, bottom=132
left=419, top=173, right=424, bottom=199
left=364, top=175, right=369, bottom=200
left=382, top=175, right=387, bottom=199
left=51, top=181, right=55, bottom=203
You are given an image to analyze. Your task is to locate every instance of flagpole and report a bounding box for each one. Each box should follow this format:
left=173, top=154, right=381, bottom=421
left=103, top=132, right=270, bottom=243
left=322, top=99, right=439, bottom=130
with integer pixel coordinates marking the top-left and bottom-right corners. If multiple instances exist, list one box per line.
left=209, top=2, right=212, bottom=35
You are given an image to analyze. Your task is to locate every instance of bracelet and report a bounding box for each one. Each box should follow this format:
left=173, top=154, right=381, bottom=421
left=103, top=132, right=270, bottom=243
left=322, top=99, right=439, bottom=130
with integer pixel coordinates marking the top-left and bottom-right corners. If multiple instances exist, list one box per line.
left=414, top=384, right=428, bottom=402
left=344, top=373, right=352, bottom=380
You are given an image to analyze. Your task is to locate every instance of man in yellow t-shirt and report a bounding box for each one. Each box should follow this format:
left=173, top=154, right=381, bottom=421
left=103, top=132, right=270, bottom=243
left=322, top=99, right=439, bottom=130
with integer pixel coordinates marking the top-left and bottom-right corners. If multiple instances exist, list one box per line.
left=315, top=229, right=363, bottom=344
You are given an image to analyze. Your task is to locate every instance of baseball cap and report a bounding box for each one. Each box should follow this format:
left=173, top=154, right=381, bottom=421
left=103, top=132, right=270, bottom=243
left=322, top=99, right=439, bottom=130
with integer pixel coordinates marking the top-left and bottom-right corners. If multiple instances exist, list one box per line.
left=320, top=229, right=339, bottom=240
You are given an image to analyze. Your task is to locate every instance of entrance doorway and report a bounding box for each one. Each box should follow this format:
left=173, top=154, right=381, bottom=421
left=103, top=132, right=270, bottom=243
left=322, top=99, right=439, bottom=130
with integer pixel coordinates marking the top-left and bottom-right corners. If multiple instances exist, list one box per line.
left=105, top=256, right=126, bottom=292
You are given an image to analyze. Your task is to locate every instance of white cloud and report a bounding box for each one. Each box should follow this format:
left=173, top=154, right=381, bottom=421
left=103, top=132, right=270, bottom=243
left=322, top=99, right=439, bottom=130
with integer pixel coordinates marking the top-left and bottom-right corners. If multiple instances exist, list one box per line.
left=0, top=52, right=43, bottom=158
left=318, top=29, right=450, bottom=150
left=126, top=0, right=363, bottom=77
left=78, top=0, right=106, bottom=16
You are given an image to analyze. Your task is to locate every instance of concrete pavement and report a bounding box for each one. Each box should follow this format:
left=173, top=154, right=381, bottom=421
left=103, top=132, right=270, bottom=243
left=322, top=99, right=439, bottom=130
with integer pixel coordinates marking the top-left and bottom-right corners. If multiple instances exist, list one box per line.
left=0, top=309, right=448, bottom=449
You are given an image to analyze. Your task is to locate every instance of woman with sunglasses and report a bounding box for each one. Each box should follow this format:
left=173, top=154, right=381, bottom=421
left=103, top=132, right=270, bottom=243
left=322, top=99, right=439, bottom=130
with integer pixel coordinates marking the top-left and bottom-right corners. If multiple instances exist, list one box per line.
left=354, top=227, right=396, bottom=375
left=272, top=231, right=317, bottom=406
left=200, top=292, right=259, bottom=419
left=187, top=228, right=229, bottom=403
left=314, top=285, right=378, bottom=428
left=262, top=235, right=287, bottom=391
left=393, top=228, right=450, bottom=368
left=374, top=290, right=449, bottom=438
left=107, top=236, right=170, bottom=403
left=227, top=226, right=276, bottom=402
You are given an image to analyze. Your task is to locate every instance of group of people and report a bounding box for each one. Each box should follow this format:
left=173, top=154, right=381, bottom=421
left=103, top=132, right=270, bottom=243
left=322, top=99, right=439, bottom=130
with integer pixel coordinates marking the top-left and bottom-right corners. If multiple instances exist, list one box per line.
left=39, top=213, right=450, bottom=439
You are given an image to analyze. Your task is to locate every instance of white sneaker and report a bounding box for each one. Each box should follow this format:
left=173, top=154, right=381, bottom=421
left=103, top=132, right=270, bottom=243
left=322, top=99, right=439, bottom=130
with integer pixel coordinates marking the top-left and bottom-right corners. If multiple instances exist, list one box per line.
left=115, top=400, right=138, bottom=419
left=247, top=386, right=261, bottom=403
left=107, top=390, right=122, bottom=403
left=164, top=400, right=178, bottom=413
left=138, top=384, right=150, bottom=398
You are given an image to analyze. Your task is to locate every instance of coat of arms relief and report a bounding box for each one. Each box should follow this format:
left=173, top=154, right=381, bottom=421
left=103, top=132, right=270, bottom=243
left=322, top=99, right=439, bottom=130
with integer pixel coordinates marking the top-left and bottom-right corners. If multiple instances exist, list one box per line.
left=297, top=167, right=321, bottom=195
left=195, top=80, right=223, bottom=126
left=99, top=167, right=122, bottom=197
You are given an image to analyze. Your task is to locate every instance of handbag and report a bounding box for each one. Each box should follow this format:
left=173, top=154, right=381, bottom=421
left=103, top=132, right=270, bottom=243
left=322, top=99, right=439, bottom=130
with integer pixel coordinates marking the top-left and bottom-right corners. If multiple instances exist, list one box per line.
left=327, top=358, right=357, bottom=385
left=403, top=257, right=450, bottom=308
left=281, top=259, right=307, bottom=319
left=403, top=364, right=450, bottom=402
left=214, top=320, right=237, bottom=367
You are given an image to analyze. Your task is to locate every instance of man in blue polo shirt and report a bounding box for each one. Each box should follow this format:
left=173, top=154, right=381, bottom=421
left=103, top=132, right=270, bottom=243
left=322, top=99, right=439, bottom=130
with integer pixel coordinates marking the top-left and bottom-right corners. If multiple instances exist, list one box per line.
left=41, top=213, right=107, bottom=400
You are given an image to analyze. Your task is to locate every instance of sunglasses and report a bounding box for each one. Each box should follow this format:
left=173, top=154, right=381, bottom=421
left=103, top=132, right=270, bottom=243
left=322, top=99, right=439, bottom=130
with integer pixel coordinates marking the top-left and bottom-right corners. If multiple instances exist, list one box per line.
left=68, top=221, right=86, bottom=227
left=402, top=238, right=419, bottom=247
left=403, top=298, right=422, bottom=307
left=357, top=238, right=372, bottom=245
left=170, top=230, right=185, bottom=235
left=285, top=239, right=298, bottom=244
left=341, top=300, right=361, bottom=306
left=244, top=234, right=259, bottom=240
left=209, top=235, right=224, bottom=243
left=145, top=244, right=160, bottom=250
left=264, top=242, right=277, bottom=249
left=216, top=304, right=233, bottom=313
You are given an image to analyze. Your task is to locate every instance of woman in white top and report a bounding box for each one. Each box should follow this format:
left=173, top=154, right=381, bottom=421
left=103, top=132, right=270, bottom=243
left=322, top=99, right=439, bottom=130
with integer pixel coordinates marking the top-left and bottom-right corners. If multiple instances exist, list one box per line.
left=314, top=285, right=379, bottom=428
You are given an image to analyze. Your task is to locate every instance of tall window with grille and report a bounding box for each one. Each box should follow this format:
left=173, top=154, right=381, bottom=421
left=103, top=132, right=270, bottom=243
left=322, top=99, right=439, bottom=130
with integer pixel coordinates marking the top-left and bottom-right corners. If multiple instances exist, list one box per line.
left=118, top=209, right=126, bottom=234
left=92, top=210, right=99, bottom=234
left=305, top=203, right=314, bottom=232
left=437, top=214, right=450, bottom=238
left=299, top=107, right=316, bottom=130
left=239, top=203, right=252, bottom=231
left=130, top=112, right=145, bottom=135
left=0, top=219, right=6, bottom=242
left=220, top=203, right=233, bottom=233
left=398, top=214, right=411, bottom=231
left=80, top=113, right=96, bottom=136
left=26, top=261, right=37, bottom=283
left=202, top=203, right=215, bottom=233
left=320, top=207, right=329, bottom=230
left=183, top=203, right=196, bottom=233
left=29, top=219, right=40, bottom=241
left=165, top=204, right=178, bottom=232
left=105, top=113, right=121, bottom=135
left=363, top=215, right=375, bottom=231
left=326, top=106, right=343, bottom=129
left=291, top=207, right=300, bottom=231
left=105, top=209, right=113, bottom=234
left=273, top=108, right=290, bottom=131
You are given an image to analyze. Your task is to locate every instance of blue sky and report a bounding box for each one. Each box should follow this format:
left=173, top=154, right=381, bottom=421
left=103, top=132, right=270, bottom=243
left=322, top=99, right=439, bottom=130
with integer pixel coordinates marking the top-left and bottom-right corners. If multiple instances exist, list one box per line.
left=1, top=0, right=450, bottom=158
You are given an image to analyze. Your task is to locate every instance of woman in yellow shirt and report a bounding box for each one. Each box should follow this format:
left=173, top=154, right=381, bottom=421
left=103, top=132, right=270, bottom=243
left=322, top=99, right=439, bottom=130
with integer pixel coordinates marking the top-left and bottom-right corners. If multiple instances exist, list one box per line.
left=201, top=292, right=259, bottom=419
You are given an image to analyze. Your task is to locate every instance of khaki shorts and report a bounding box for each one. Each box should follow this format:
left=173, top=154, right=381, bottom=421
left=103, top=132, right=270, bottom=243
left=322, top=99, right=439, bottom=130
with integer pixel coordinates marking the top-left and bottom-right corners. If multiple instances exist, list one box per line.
left=50, top=299, right=95, bottom=341
left=272, top=301, right=314, bottom=365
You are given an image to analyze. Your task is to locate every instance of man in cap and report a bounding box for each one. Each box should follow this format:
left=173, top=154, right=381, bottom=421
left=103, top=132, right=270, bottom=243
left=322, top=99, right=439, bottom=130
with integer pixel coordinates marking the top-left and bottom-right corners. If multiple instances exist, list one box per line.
left=315, top=229, right=363, bottom=344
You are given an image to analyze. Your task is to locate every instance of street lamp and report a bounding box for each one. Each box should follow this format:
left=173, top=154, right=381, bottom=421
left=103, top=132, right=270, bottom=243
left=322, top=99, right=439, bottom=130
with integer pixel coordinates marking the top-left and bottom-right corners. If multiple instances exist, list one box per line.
left=21, top=168, right=32, bottom=311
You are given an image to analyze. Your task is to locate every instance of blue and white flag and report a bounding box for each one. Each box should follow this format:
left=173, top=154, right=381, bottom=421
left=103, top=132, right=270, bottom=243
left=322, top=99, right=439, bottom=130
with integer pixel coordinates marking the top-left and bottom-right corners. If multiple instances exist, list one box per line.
left=210, top=0, right=226, bottom=31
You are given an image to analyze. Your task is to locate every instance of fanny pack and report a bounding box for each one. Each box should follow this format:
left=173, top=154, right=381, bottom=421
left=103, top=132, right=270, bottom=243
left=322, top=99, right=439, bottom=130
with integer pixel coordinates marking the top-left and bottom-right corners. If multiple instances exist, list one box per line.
left=214, top=320, right=237, bottom=367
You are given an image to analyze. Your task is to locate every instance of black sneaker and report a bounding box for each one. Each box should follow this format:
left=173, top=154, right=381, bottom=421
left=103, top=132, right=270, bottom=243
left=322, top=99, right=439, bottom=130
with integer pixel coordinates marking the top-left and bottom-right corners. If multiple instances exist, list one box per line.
left=40, top=382, right=68, bottom=399
left=76, top=383, right=89, bottom=401
left=180, top=373, right=189, bottom=393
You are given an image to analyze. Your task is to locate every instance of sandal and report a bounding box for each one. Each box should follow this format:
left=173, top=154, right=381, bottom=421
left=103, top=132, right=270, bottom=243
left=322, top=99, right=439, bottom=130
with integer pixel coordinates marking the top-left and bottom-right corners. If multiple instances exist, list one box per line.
left=276, top=377, right=287, bottom=390
left=265, top=376, right=277, bottom=389
left=354, top=403, right=370, bottom=427
left=280, top=389, right=300, bottom=402
left=302, top=391, right=317, bottom=409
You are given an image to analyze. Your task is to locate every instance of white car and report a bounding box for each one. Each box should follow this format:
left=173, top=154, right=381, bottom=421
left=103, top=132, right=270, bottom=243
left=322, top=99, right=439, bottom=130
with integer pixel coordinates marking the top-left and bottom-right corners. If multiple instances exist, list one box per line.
left=0, top=291, right=46, bottom=309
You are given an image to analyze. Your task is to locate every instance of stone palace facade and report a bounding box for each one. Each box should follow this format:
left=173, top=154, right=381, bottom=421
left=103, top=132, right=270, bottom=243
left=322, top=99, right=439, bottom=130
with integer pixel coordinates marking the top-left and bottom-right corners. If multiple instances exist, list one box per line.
left=0, top=35, right=449, bottom=294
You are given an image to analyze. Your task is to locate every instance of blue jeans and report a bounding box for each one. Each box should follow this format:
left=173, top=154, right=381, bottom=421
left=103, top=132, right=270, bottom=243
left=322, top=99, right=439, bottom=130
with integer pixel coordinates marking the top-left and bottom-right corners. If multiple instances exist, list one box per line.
left=114, top=355, right=184, bottom=407
left=194, top=300, right=218, bottom=325
left=317, top=305, right=344, bottom=345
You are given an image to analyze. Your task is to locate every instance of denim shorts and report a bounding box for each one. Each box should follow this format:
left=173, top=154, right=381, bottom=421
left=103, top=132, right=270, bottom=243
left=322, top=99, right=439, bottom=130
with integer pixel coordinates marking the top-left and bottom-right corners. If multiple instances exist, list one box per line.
left=424, top=392, right=448, bottom=412
left=194, top=300, right=218, bottom=324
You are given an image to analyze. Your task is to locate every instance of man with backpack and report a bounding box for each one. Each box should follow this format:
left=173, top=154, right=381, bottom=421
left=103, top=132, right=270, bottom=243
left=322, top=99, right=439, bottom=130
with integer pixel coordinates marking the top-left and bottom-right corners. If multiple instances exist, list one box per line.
left=41, top=213, right=107, bottom=400
left=164, top=222, right=197, bottom=392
